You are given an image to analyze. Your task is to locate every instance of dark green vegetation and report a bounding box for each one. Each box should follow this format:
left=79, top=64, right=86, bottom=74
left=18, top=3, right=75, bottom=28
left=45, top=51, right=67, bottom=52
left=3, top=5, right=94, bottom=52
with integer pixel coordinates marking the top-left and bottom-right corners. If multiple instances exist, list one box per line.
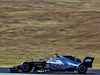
left=0, top=0, right=100, bottom=68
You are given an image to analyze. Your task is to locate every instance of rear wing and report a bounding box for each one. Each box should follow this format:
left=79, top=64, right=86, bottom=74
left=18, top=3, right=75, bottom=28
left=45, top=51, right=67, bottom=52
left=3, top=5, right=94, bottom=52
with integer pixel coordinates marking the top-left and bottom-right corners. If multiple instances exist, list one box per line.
left=83, top=57, right=94, bottom=68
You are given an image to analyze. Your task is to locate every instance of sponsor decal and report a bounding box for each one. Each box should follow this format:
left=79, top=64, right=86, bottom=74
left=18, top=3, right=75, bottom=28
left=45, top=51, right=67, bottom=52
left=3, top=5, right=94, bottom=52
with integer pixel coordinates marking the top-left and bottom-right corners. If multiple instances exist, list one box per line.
left=50, top=64, right=67, bottom=70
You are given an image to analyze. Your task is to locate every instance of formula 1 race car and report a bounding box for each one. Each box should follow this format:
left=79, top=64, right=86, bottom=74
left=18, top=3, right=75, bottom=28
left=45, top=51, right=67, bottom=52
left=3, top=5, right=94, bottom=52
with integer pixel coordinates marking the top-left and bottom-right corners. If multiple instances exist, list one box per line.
left=10, top=54, right=94, bottom=74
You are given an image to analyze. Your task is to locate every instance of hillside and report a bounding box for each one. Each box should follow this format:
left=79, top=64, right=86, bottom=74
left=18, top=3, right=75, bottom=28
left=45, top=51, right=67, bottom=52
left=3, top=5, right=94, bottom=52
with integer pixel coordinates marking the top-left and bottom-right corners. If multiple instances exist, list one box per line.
left=0, top=0, right=100, bottom=68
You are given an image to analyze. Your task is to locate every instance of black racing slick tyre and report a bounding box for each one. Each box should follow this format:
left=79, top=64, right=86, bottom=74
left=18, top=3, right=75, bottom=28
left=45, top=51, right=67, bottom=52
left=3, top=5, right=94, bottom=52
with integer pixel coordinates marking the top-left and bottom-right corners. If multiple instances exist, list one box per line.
left=21, top=63, right=32, bottom=72
left=78, top=64, right=87, bottom=74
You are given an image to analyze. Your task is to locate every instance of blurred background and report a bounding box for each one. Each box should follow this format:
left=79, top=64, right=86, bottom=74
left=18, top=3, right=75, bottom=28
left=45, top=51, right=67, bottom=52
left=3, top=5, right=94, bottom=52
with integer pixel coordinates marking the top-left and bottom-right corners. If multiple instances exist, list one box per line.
left=0, top=0, right=100, bottom=68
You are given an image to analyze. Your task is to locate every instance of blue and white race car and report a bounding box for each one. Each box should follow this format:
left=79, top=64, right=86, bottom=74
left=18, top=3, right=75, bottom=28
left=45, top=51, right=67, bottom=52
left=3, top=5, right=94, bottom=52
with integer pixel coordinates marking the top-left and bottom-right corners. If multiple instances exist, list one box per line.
left=10, top=54, right=94, bottom=74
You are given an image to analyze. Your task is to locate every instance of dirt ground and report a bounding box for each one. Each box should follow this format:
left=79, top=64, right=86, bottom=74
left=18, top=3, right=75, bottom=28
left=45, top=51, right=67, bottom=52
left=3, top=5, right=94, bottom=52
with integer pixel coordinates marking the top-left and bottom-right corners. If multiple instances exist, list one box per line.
left=0, top=0, right=100, bottom=68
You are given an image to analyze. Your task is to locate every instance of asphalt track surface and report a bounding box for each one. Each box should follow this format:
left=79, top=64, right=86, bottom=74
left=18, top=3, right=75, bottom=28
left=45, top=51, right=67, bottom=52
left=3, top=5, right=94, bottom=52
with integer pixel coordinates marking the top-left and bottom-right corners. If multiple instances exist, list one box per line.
left=0, top=67, right=100, bottom=75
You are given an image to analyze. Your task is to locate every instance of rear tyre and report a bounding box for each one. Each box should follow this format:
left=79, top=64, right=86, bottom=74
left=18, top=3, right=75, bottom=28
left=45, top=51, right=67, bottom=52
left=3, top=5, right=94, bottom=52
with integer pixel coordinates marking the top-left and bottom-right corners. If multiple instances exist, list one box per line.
left=78, top=64, right=87, bottom=74
left=21, top=63, right=32, bottom=72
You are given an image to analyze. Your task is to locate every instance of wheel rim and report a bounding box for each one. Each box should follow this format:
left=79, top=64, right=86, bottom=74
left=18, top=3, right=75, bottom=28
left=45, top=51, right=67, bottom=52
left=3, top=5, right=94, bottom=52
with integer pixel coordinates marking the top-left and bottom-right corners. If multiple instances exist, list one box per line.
left=22, top=64, right=29, bottom=71
left=79, top=65, right=85, bottom=73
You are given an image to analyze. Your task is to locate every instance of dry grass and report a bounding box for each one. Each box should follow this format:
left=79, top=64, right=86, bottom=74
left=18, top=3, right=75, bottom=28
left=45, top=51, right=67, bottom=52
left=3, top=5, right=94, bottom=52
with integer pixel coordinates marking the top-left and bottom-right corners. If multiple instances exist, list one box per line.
left=0, top=0, right=100, bottom=68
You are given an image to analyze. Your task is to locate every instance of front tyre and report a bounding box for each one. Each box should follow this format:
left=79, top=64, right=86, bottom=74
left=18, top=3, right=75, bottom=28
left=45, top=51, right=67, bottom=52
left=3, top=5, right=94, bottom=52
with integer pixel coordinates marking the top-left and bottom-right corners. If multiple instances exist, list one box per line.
left=21, top=63, right=32, bottom=72
left=78, top=64, right=87, bottom=74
